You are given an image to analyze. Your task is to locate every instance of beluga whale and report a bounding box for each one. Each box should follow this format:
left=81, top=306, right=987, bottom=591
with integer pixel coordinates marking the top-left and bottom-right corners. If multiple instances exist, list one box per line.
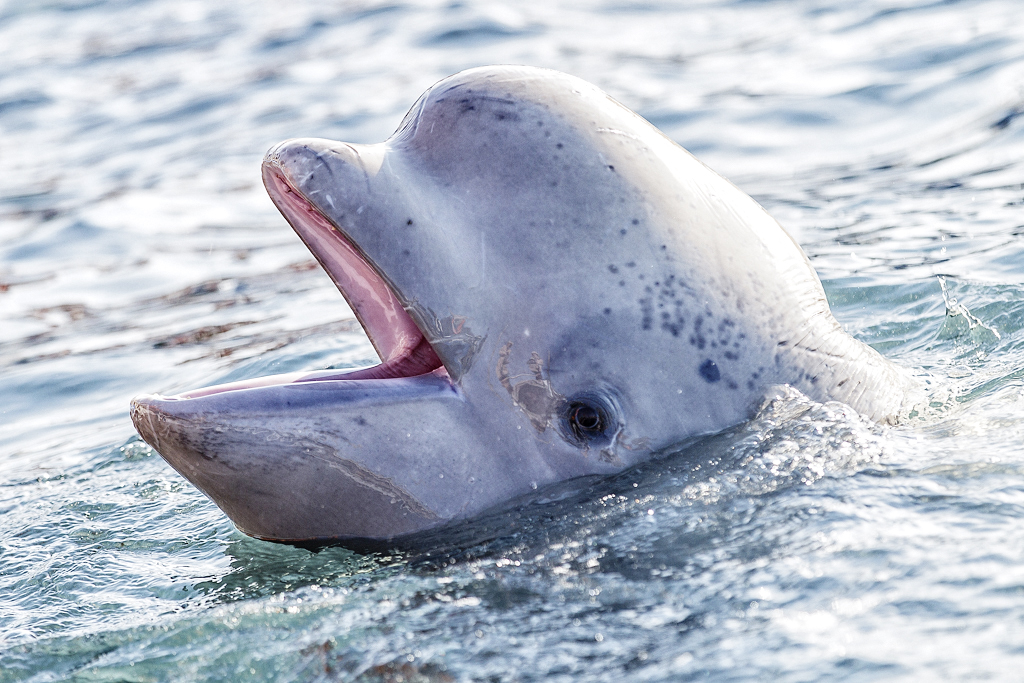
left=130, top=65, right=915, bottom=546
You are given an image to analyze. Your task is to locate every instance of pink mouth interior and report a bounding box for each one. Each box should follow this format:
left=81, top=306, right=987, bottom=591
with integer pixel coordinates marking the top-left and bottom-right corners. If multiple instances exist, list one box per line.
left=177, top=167, right=444, bottom=400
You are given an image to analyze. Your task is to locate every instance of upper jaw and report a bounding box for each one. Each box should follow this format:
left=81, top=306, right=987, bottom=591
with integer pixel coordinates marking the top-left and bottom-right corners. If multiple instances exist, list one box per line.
left=257, top=140, right=445, bottom=386
left=134, top=139, right=449, bottom=404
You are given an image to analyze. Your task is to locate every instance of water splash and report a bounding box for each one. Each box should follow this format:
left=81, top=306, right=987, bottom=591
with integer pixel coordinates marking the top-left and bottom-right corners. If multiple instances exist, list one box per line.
left=936, top=275, right=1001, bottom=345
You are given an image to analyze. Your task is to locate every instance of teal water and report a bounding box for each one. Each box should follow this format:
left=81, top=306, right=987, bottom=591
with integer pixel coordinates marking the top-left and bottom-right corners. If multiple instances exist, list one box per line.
left=3, top=0, right=1024, bottom=680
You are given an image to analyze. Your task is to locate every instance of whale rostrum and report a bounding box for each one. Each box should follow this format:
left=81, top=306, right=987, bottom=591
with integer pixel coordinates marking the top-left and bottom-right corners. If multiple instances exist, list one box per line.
left=130, top=66, right=916, bottom=545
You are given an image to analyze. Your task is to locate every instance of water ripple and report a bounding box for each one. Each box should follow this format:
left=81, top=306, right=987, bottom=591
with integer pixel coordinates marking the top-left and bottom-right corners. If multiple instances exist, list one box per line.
left=3, top=0, right=1024, bottom=680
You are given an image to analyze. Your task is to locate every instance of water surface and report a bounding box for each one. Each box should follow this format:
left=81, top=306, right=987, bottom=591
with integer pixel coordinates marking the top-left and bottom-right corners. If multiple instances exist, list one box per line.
left=3, top=0, right=1024, bottom=680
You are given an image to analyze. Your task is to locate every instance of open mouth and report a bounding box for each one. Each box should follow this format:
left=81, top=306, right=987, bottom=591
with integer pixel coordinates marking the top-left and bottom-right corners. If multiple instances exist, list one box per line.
left=175, top=157, right=445, bottom=400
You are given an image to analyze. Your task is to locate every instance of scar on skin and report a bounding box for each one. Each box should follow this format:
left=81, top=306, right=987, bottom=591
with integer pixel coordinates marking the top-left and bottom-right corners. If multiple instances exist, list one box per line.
left=598, top=448, right=622, bottom=465
left=497, top=341, right=562, bottom=432
left=617, top=431, right=651, bottom=452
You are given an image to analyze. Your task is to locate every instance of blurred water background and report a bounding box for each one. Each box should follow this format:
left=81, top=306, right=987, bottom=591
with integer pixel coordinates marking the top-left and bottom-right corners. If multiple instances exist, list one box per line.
left=3, top=0, right=1024, bottom=680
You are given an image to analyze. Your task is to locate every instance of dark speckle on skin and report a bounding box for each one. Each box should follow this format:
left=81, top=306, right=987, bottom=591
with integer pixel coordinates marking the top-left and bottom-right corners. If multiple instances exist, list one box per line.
left=715, top=318, right=738, bottom=355
left=699, top=359, right=720, bottom=383
left=556, top=142, right=563, bottom=149
left=608, top=165, right=615, bottom=171
left=603, top=308, right=612, bottom=315
left=406, top=219, right=413, bottom=225
left=690, top=315, right=706, bottom=349
left=639, top=298, right=653, bottom=330
left=632, top=219, right=639, bottom=225
left=652, top=272, right=691, bottom=337
left=352, top=416, right=368, bottom=426
left=655, top=276, right=688, bottom=339
left=608, top=264, right=619, bottom=274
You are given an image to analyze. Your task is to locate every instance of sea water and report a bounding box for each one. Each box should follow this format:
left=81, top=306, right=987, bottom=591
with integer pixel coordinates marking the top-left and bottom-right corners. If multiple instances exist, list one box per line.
left=2, top=0, right=1024, bottom=680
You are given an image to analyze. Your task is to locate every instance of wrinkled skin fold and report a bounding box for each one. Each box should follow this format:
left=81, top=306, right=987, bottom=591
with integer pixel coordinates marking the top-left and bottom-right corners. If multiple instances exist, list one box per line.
left=130, top=65, right=915, bottom=545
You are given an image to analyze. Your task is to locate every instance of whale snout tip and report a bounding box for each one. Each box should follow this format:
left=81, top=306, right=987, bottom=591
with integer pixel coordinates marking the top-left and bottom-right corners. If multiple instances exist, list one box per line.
left=128, top=393, right=216, bottom=496
left=129, top=394, right=158, bottom=444
left=129, top=393, right=153, bottom=421
left=261, top=138, right=320, bottom=176
left=130, top=393, right=160, bottom=407
left=262, top=137, right=381, bottom=179
left=129, top=393, right=180, bottom=450
left=261, top=138, right=294, bottom=166
left=262, top=137, right=335, bottom=164
left=261, top=138, right=332, bottom=191
left=130, top=393, right=168, bottom=417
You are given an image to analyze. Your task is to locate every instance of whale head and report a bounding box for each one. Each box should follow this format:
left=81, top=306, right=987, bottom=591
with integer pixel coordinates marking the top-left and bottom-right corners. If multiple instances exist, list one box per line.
left=131, top=66, right=911, bottom=545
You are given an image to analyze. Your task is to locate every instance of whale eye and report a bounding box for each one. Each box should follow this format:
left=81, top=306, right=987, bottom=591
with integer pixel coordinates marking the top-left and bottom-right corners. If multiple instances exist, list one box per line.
left=561, top=393, right=617, bottom=447
left=572, top=403, right=601, bottom=431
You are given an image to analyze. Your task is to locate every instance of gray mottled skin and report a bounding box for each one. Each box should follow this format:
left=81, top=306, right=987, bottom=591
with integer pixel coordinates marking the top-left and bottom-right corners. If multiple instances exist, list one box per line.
left=131, top=66, right=915, bottom=544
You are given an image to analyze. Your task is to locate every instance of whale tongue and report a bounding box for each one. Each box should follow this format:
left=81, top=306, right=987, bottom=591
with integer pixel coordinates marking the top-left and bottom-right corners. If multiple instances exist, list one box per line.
left=262, top=164, right=443, bottom=381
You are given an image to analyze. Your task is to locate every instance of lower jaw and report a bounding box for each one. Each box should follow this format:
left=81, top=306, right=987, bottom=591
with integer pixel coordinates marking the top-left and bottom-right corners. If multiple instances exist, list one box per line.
left=296, top=333, right=444, bottom=382
left=171, top=336, right=447, bottom=399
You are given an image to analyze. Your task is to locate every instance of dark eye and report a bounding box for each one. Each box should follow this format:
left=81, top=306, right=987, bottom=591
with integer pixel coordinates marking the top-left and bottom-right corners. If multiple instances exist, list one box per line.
left=561, top=394, right=617, bottom=446
left=572, top=403, right=602, bottom=432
